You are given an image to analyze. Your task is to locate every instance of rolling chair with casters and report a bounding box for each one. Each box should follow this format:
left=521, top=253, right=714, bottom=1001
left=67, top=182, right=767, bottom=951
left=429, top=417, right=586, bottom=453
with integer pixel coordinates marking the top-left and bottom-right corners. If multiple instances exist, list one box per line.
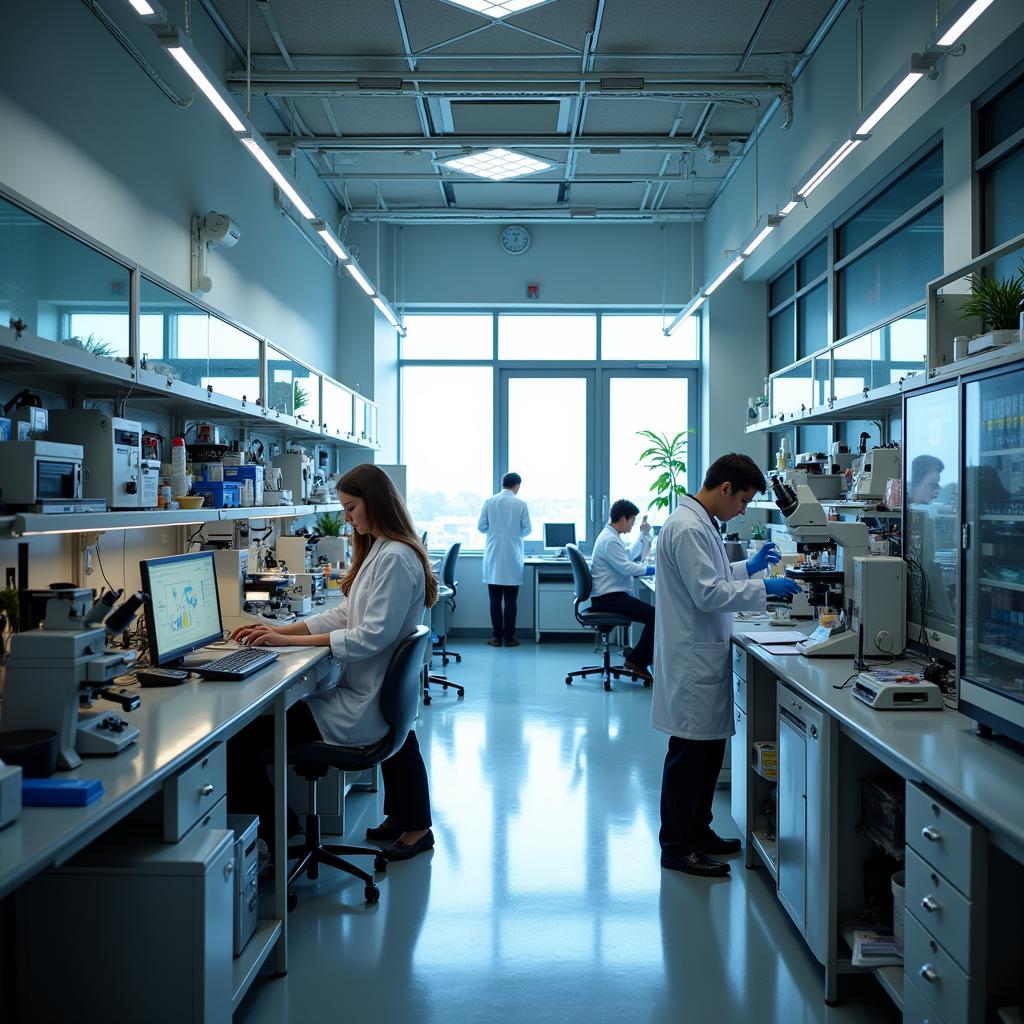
left=563, top=543, right=648, bottom=692
left=286, top=624, right=431, bottom=904
left=425, top=542, right=465, bottom=704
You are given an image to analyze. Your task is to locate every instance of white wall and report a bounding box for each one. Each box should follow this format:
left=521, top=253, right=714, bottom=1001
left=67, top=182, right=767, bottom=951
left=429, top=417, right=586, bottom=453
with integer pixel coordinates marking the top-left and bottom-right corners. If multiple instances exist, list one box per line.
left=0, top=0, right=342, bottom=377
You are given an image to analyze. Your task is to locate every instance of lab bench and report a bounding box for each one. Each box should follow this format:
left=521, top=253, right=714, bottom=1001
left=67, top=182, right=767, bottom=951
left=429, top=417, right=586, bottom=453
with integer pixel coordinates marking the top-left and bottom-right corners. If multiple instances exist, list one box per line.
left=730, top=623, right=1024, bottom=1017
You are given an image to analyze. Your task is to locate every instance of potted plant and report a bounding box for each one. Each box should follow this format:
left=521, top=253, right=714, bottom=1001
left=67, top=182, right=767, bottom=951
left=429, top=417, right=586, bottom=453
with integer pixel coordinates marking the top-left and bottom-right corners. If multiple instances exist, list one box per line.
left=315, top=510, right=346, bottom=565
left=958, top=262, right=1024, bottom=356
left=638, top=429, right=692, bottom=514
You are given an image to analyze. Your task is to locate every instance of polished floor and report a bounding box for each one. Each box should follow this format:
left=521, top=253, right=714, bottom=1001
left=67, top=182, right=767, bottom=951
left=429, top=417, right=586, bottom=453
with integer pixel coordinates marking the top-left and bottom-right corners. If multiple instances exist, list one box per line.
left=237, top=640, right=899, bottom=1024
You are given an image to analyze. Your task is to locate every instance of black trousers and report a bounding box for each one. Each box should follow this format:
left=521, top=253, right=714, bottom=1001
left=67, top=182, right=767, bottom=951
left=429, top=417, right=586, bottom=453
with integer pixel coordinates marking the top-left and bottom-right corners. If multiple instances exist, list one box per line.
left=487, top=584, right=520, bottom=642
left=589, top=590, right=655, bottom=667
left=659, top=735, right=727, bottom=858
left=226, top=701, right=432, bottom=854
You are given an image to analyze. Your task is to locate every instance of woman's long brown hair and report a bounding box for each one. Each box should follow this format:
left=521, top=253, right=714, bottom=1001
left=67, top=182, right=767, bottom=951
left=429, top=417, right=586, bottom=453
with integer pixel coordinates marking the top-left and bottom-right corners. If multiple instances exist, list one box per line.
left=337, top=464, right=438, bottom=607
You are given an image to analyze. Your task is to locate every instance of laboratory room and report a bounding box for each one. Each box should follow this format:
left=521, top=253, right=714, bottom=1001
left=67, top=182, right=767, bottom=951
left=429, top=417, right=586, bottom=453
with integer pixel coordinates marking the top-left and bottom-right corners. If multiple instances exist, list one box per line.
left=3, top=0, right=1024, bottom=1022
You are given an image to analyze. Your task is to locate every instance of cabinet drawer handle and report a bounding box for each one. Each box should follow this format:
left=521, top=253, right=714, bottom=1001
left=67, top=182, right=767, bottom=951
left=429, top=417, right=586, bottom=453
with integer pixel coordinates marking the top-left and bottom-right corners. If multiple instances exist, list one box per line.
left=224, top=861, right=235, bottom=881
left=199, top=783, right=215, bottom=797
left=919, top=964, right=938, bottom=983
left=921, top=895, right=939, bottom=913
left=921, top=825, right=941, bottom=843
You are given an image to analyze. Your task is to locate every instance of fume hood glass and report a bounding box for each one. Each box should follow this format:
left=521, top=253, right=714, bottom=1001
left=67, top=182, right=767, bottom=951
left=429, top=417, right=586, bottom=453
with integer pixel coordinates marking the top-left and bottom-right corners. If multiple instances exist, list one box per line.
left=267, top=345, right=320, bottom=424
left=322, top=377, right=354, bottom=437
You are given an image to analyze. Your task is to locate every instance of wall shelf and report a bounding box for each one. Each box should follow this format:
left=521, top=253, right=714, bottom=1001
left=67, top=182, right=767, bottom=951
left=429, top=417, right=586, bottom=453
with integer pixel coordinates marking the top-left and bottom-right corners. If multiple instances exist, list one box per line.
left=745, top=380, right=908, bottom=433
left=748, top=499, right=901, bottom=519
left=0, top=503, right=336, bottom=538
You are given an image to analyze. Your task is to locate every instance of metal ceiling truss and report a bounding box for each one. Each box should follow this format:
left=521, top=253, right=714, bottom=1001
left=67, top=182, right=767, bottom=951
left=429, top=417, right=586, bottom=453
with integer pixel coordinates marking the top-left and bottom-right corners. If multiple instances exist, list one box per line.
left=266, top=134, right=743, bottom=152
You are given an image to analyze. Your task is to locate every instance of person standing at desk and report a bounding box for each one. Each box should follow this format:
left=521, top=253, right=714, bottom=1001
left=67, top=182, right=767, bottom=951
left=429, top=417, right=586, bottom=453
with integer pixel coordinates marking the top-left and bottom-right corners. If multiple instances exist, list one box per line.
left=589, top=499, right=656, bottom=681
left=478, top=472, right=531, bottom=648
left=651, top=453, right=799, bottom=877
left=228, top=464, right=439, bottom=862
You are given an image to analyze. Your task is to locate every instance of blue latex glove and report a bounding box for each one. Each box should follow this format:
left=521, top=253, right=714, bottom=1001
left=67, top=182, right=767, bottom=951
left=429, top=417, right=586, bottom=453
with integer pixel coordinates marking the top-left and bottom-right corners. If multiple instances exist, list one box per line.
left=746, top=542, right=782, bottom=576
left=765, top=576, right=802, bottom=597
left=644, top=565, right=656, bottom=576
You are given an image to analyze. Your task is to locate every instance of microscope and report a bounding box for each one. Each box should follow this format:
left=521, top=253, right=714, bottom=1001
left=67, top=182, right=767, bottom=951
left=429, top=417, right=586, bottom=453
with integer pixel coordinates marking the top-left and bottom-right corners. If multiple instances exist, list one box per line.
left=2, top=587, right=146, bottom=769
left=772, top=480, right=904, bottom=657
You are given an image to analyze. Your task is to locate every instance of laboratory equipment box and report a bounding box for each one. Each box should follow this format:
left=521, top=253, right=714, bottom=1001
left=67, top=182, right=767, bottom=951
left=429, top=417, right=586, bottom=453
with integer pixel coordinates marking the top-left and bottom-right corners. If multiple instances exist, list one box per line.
left=227, top=812, right=260, bottom=956
left=223, top=464, right=265, bottom=506
left=16, top=825, right=234, bottom=1022
left=193, top=480, right=242, bottom=509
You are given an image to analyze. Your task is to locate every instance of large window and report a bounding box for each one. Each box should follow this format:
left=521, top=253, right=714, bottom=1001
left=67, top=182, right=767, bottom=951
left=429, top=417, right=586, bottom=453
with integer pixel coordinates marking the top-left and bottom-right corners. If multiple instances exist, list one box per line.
left=401, top=365, right=493, bottom=551
left=978, top=69, right=1024, bottom=279
left=768, top=236, right=828, bottom=371
left=399, top=312, right=699, bottom=550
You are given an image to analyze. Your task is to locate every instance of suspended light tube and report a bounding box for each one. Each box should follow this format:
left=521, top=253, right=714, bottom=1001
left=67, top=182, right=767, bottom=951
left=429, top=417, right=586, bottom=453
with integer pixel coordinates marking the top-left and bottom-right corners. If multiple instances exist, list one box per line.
left=796, top=138, right=862, bottom=199
left=854, top=55, right=934, bottom=137
left=344, top=261, right=376, bottom=296
left=780, top=198, right=799, bottom=216
left=314, top=221, right=351, bottom=261
left=741, top=215, right=782, bottom=258
left=664, top=294, right=706, bottom=336
left=704, top=255, right=745, bottom=296
left=160, top=30, right=246, bottom=132
left=240, top=137, right=316, bottom=220
left=372, top=296, right=403, bottom=330
left=127, top=0, right=167, bottom=18
left=934, top=0, right=996, bottom=47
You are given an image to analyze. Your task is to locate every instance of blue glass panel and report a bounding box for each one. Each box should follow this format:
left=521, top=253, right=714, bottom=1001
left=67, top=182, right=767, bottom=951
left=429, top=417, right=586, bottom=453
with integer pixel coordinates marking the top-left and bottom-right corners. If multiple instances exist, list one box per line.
left=798, top=283, right=828, bottom=358
left=982, top=144, right=1024, bottom=281
left=770, top=304, right=795, bottom=372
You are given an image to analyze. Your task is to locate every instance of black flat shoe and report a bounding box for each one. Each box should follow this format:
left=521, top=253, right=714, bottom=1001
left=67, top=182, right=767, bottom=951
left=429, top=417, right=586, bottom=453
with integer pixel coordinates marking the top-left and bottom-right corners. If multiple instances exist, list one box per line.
left=661, top=851, right=730, bottom=877
left=382, top=829, right=435, bottom=861
left=699, top=831, right=742, bottom=855
left=365, top=823, right=404, bottom=842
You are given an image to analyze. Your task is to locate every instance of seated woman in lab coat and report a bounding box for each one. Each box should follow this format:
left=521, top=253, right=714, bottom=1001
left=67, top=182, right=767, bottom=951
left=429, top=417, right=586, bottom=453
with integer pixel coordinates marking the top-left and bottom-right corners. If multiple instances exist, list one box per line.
left=227, top=463, right=439, bottom=862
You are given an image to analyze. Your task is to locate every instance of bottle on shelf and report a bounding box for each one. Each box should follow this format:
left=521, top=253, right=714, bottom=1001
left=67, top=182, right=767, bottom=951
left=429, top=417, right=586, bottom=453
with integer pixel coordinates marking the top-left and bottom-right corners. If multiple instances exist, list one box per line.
left=170, top=436, right=188, bottom=476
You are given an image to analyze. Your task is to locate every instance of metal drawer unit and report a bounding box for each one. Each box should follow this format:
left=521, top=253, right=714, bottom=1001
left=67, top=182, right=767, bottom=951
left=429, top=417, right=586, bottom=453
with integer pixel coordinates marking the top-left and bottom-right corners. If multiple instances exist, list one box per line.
left=903, top=783, right=986, bottom=1024
left=163, top=743, right=227, bottom=842
left=733, top=672, right=747, bottom=713
left=902, top=962, right=950, bottom=1024
left=732, top=644, right=747, bottom=681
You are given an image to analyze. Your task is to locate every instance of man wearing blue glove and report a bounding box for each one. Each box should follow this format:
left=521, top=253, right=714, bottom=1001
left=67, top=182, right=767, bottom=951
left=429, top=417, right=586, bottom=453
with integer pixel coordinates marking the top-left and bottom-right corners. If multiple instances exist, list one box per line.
left=589, top=499, right=657, bottom=682
left=652, top=453, right=801, bottom=878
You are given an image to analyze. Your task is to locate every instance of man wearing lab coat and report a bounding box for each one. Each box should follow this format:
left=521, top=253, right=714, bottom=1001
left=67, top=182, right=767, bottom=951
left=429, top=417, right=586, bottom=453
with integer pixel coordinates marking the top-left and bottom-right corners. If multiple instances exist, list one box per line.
left=478, top=472, right=532, bottom=647
left=652, top=453, right=801, bottom=877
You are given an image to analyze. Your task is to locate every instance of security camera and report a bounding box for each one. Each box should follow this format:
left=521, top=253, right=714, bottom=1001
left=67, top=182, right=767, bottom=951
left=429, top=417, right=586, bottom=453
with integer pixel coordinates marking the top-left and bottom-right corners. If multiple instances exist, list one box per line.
left=201, top=212, right=241, bottom=248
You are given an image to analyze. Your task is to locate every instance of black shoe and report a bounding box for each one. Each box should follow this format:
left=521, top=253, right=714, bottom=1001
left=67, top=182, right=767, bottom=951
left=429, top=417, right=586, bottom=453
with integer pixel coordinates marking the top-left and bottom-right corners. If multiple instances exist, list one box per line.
left=365, top=822, right=404, bottom=842
left=699, top=831, right=742, bottom=855
left=382, top=829, right=435, bottom=861
left=661, top=851, right=730, bottom=877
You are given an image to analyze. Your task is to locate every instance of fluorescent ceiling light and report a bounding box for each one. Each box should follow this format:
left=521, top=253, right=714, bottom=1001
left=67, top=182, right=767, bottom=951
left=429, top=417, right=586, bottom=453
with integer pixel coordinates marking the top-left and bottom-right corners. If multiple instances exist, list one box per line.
left=315, top=223, right=350, bottom=261
left=780, top=199, right=799, bottom=216
left=796, top=138, right=861, bottom=199
left=441, top=0, right=552, bottom=16
left=855, top=71, right=923, bottom=136
left=741, top=216, right=781, bottom=258
left=664, top=294, right=706, bottom=335
left=163, top=41, right=246, bottom=133
left=372, top=296, right=402, bottom=329
left=344, top=261, right=376, bottom=296
left=241, top=138, right=316, bottom=220
left=443, top=148, right=552, bottom=181
left=127, top=0, right=155, bottom=13
left=936, top=0, right=996, bottom=46
left=704, top=255, right=745, bottom=296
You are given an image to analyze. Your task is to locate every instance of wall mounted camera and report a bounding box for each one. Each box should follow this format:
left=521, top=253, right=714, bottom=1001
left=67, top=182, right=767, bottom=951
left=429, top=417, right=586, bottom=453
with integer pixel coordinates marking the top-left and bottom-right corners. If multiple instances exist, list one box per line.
left=190, top=211, right=241, bottom=293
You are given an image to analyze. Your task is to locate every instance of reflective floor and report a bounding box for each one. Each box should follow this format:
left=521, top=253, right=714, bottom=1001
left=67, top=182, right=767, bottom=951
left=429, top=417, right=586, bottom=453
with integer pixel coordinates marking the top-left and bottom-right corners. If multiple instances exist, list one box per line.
left=237, top=640, right=899, bottom=1023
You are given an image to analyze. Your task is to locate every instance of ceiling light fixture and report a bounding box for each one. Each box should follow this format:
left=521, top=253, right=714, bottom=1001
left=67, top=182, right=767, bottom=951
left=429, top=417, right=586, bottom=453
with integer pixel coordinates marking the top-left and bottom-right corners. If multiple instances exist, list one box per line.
left=240, top=137, right=315, bottom=220
left=314, top=221, right=350, bottom=261
left=159, top=30, right=246, bottom=133
left=796, top=138, right=862, bottom=199
left=741, top=215, right=782, bottom=258
left=664, top=294, right=706, bottom=336
left=344, top=261, right=376, bottom=296
left=372, top=296, right=403, bottom=330
left=704, top=255, right=746, bottom=297
left=127, top=0, right=167, bottom=18
left=780, top=198, right=799, bottom=216
left=440, top=0, right=554, bottom=17
left=934, top=0, right=996, bottom=46
left=854, top=56, right=933, bottom=137
left=442, top=148, right=552, bottom=181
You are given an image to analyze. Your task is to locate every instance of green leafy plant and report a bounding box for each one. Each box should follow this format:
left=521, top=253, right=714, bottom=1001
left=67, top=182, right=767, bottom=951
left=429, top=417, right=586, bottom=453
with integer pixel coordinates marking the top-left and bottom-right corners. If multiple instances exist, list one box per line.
left=293, top=382, right=308, bottom=413
left=750, top=522, right=768, bottom=541
left=64, top=333, right=116, bottom=358
left=315, top=510, right=343, bottom=537
left=958, top=263, right=1024, bottom=331
left=637, top=429, right=692, bottom=512
left=0, top=586, right=19, bottom=632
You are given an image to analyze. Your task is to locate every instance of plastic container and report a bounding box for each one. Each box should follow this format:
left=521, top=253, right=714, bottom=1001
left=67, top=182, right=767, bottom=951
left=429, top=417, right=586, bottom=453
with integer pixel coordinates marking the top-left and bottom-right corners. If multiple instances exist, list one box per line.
left=892, top=870, right=905, bottom=951
left=170, top=436, right=187, bottom=476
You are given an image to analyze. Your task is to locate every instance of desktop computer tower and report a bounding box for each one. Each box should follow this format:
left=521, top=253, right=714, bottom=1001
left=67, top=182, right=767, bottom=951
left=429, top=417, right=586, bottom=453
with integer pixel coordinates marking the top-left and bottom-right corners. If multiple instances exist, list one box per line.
left=227, top=813, right=259, bottom=956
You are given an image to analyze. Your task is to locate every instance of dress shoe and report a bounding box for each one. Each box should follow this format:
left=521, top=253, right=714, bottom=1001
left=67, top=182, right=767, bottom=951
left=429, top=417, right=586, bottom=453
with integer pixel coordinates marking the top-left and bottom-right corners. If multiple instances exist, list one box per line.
left=699, top=830, right=742, bottom=855
left=382, top=829, right=435, bottom=861
left=487, top=638, right=503, bottom=648
left=660, top=851, right=730, bottom=877
left=365, top=822, right=404, bottom=842
left=623, top=660, right=653, bottom=682
left=504, top=639, right=520, bottom=647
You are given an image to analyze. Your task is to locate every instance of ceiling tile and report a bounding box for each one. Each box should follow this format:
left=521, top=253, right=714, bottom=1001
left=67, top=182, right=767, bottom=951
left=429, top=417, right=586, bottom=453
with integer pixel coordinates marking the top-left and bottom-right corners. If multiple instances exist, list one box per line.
left=752, top=0, right=838, bottom=54
left=600, top=0, right=772, bottom=55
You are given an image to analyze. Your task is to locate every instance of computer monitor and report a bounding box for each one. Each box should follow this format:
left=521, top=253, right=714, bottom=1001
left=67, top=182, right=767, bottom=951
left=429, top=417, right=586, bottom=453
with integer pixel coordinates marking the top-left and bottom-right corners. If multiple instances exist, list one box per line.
left=140, top=551, right=224, bottom=666
left=543, top=522, right=576, bottom=553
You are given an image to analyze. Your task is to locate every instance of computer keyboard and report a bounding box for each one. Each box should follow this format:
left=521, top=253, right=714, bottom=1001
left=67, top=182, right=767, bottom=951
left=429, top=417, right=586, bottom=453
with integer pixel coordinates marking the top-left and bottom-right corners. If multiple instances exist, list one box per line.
left=196, top=647, right=280, bottom=680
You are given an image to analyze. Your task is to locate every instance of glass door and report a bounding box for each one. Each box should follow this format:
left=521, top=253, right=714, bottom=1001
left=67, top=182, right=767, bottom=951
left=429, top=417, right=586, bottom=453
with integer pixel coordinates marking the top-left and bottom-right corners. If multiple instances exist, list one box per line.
left=499, top=370, right=595, bottom=548
left=963, top=366, right=1024, bottom=709
left=600, top=370, right=696, bottom=529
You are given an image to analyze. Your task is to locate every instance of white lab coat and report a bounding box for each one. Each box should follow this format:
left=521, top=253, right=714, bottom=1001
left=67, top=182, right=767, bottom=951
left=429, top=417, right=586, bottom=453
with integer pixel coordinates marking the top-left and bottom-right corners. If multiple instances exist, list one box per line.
left=590, top=524, right=650, bottom=597
left=477, top=488, right=532, bottom=585
left=302, top=538, right=425, bottom=746
left=650, top=495, right=766, bottom=740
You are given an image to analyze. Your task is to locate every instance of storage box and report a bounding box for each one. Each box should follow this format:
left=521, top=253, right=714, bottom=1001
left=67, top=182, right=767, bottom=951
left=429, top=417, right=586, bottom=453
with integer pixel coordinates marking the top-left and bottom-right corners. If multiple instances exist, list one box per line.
left=752, top=740, right=777, bottom=779
left=0, top=417, right=10, bottom=442
left=861, top=776, right=905, bottom=859
left=223, top=464, right=264, bottom=506
left=192, top=480, right=242, bottom=509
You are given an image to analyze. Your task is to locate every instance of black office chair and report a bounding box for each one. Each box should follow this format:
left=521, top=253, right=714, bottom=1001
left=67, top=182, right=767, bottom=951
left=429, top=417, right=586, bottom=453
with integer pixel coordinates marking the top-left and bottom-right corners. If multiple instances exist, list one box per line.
left=563, top=543, right=648, bottom=692
left=433, top=542, right=462, bottom=666
left=286, top=624, right=431, bottom=904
